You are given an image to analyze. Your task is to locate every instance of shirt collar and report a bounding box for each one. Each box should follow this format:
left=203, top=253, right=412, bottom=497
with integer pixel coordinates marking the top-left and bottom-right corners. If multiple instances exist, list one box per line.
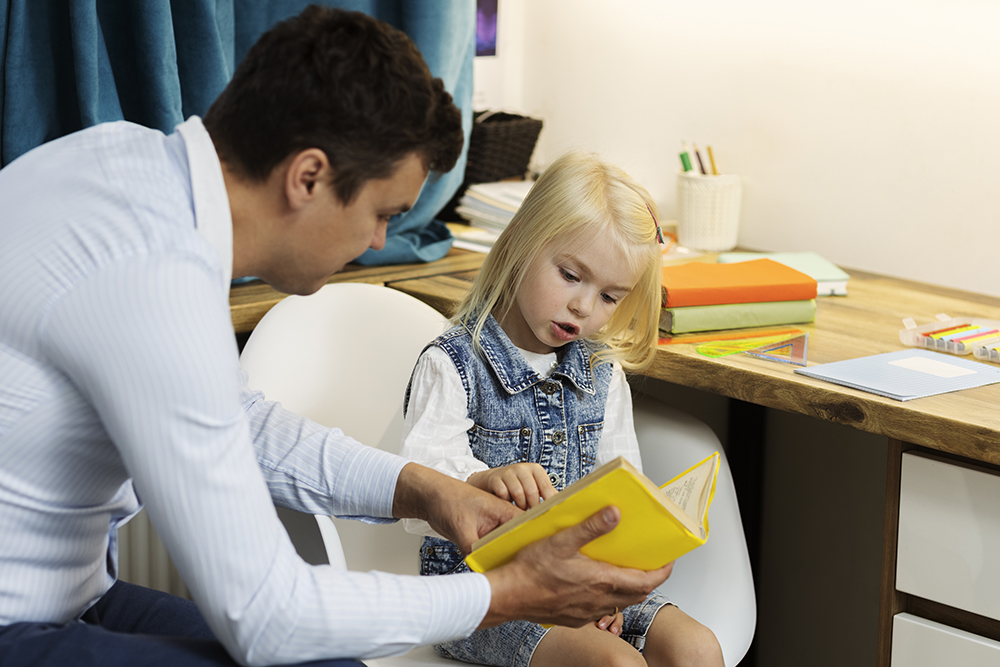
left=175, top=116, right=233, bottom=291
left=477, top=314, right=598, bottom=395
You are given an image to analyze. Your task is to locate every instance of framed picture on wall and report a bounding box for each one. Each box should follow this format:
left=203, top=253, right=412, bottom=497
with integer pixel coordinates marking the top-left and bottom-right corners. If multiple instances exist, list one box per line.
left=476, top=0, right=497, bottom=56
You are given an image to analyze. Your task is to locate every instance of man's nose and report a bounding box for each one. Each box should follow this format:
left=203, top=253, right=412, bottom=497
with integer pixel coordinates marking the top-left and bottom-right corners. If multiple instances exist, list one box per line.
left=370, top=220, right=388, bottom=251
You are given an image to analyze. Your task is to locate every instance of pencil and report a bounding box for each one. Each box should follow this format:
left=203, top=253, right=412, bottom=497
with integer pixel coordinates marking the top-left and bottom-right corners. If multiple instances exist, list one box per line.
left=706, top=146, right=719, bottom=175
left=692, top=143, right=707, bottom=175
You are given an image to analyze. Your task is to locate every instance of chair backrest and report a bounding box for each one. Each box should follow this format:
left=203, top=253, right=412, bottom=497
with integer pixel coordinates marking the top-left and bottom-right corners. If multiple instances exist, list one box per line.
left=632, top=394, right=757, bottom=667
left=239, top=282, right=449, bottom=575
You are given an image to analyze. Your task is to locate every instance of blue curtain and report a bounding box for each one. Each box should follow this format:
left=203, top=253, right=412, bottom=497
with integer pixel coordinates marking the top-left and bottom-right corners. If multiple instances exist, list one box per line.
left=0, top=0, right=475, bottom=266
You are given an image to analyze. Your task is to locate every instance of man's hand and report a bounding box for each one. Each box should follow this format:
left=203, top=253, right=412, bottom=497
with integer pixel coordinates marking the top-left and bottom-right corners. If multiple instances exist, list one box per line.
left=467, top=462, right=557, bottom=509
left=481, top=506, right=674, bottom=628
left=392, top=462, right=520, bottom=553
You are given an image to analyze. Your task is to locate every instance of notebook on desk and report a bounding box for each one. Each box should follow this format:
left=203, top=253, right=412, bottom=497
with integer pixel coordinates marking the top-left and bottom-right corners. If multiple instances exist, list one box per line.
left=794, top=349, right=1000, bottom=401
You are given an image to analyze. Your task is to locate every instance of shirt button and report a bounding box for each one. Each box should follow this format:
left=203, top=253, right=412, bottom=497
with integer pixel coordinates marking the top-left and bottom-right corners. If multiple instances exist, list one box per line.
left=542, top=382, right=559, bottom=395
left=548, top=472, right=561, bottom=487
left=552, top=430, right=565, bottom=444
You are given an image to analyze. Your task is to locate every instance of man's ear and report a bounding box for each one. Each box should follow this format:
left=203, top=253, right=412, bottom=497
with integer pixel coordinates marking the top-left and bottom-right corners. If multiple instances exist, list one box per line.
left=284, top=148, right=330, bottom=210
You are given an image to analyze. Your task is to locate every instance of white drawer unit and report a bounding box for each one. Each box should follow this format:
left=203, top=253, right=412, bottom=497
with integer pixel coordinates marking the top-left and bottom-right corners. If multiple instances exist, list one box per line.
left=892, top=613, right=1000, bottom=666
left=896, top=452, right=1000, bottom=621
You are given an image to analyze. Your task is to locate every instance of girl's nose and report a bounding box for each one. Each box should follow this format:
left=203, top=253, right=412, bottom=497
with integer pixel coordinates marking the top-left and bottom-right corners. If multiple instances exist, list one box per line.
left=569, top=292, right=594, bottom=318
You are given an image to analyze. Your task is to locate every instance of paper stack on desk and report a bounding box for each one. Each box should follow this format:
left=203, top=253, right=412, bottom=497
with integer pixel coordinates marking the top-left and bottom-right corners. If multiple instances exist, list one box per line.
left=452, top=180, right=535, bottom=251
left=660, top=259, right=818, bottom=334
left=794, top=349, right=1000, bottom=401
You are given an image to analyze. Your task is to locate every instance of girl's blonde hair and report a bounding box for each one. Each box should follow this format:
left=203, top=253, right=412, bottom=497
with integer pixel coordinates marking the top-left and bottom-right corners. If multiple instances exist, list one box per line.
left=454, top=150, right=662, bottom=372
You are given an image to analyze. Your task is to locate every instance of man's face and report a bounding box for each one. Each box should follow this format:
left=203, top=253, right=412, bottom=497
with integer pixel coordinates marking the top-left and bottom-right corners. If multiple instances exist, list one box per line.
left=270, top=152, right=427, bottom=295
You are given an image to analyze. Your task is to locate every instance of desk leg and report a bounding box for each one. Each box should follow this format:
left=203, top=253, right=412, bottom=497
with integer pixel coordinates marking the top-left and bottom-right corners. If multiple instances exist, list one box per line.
left=726, top=399, right=765, bottom=667
left=877, top=438, right=910, bottom=666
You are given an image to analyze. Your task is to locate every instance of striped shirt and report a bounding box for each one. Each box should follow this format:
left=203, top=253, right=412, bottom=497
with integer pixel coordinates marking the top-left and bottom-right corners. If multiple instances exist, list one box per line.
left=0, top=117, right=490, bottom=665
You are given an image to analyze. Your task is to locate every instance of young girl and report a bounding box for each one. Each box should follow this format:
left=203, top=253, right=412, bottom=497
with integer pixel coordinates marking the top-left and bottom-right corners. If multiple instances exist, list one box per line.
left=399, top=151, right=723, bottom=667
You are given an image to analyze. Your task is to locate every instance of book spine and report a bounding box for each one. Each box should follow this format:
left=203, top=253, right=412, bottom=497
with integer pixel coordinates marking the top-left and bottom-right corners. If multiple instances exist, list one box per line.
left=663, top=282, right=817, bottom=308
left=660, top=299, right=816, bottom=334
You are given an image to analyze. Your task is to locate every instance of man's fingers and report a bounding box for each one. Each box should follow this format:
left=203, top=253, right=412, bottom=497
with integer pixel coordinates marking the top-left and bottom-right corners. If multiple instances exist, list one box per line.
left=548, top=506, right=621, bottom=553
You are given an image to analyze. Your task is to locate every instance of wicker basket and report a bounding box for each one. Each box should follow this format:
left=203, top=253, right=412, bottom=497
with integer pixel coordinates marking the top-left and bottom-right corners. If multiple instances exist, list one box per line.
left=464, top=110, right=543, bottom=184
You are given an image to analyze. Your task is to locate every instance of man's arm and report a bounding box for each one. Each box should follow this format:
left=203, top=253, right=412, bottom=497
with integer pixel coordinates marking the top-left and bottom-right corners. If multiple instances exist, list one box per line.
left=41, top=256, right=492, bottom=665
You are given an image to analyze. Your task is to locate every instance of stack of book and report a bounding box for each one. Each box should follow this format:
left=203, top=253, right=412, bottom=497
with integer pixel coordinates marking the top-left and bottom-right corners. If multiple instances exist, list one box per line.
left=451, top=180, right=534, bottom=251
left=716, top=251, right=850, bottom=297
left=660, top=259, right=818, bottom=335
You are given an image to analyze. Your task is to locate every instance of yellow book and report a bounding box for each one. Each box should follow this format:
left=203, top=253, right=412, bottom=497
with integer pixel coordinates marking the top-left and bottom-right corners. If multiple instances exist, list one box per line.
left=465, top=453, right=720, bottom=573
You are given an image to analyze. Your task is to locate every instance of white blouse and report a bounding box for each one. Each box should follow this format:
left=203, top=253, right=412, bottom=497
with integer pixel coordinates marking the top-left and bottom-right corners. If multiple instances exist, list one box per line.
left=399, top=345, right=642, bottom=537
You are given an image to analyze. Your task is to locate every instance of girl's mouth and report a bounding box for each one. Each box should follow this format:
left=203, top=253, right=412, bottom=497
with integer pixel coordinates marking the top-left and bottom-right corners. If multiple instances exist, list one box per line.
left=552, top=321, right=579, bottom=341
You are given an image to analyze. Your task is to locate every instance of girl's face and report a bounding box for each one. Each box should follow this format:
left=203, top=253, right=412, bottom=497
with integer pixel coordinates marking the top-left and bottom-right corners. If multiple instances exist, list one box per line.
left=499, top=236, right=640, bottom=354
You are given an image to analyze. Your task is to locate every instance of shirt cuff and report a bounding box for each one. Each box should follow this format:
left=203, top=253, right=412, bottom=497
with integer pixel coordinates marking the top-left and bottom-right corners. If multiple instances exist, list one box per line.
left=422, top=571, right=492, bottom=645
left=332, top=444, right=409, bottom=520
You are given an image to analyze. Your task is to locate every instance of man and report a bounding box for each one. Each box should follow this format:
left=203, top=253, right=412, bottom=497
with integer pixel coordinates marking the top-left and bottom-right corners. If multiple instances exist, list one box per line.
left=0, top=7, right=670, bottom=667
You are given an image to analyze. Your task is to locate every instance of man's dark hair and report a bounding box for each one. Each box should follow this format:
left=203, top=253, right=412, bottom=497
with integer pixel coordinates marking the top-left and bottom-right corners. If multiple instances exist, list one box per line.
left=203, top=6, right=463, bottom=204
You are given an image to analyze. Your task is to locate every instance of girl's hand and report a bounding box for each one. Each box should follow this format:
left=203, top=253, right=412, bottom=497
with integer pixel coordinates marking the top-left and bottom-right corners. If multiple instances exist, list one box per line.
left=468, top=463, right=558, bottom=509
left=596, top=610, right=624, bottom=636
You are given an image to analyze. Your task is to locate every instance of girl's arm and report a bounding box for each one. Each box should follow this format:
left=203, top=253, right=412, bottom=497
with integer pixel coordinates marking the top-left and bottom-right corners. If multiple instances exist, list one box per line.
left=594, top=362, right=643, bottom=471
left=399, top=346, right=487, bottom=481
left=399, top=347, right=556, bottom=515
left=399, top=347, right=488, bottom=535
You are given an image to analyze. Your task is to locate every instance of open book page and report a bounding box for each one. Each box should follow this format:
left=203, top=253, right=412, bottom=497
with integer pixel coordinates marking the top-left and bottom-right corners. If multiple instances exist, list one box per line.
left=660, top=453, right=720, bottom=539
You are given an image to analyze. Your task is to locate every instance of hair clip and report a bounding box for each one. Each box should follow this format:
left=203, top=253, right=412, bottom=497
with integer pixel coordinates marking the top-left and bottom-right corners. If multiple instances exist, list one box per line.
left=646, top=204, right=665, bottom=244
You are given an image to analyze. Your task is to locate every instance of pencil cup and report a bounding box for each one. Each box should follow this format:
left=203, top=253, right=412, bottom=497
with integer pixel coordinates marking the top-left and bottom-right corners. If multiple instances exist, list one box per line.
left=675, top=172, right=742, bottom=252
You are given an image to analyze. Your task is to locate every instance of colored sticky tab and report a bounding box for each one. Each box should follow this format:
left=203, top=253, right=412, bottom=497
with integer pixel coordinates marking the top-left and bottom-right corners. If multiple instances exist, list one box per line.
left=743, top=332, right=809, bottom=367
left=952, top=329, right=999, bottom=343
left=927, top=324, right=975, bottom=339
left=939, top=326, right=988, bottom=341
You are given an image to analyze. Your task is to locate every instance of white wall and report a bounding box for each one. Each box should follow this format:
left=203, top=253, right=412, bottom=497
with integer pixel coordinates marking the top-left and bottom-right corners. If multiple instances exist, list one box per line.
left=477, top=0, right=1000, bottom=298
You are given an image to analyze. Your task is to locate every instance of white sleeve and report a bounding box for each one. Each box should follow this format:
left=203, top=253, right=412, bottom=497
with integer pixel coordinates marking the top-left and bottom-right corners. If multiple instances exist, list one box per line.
left=594, top=363, right=643, bottom=473
left=398, top=346, right=488, bottom=536
left=41, top=255, right=490, bottom=666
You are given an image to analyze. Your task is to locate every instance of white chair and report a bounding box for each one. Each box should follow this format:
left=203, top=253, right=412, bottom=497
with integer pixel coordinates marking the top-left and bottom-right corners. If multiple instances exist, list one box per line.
left=239, top=282, right=455, bottom=666
left=240, top=282, right=755, bottom=666
left=632, top=394, right=757, bottom=667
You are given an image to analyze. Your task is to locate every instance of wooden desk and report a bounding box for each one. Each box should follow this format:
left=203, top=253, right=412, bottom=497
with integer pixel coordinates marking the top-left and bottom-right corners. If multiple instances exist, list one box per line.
left=228, top=249, right=486, bottom=334
left=390, top=267, right=1000, bottom=460
left=387, top=264, right=1000, bottom=666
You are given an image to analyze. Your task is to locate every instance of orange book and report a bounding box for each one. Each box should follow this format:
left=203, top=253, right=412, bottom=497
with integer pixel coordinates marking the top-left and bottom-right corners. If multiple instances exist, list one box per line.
left=662, top=259, right=817, bottom=308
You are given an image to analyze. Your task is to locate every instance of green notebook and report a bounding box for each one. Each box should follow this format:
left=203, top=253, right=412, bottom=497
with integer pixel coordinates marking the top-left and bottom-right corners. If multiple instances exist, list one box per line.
left=717, top=252, right=849, bottom=296
left=660, top=299, right=816, bottom=334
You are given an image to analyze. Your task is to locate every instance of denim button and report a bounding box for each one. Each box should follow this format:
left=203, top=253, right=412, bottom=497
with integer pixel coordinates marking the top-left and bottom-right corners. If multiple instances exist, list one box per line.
left=552, top=430, right=565, bottom=444
left=521, top=427, right=531, bottom=437
left=548, top=472, right=561, bottom=486
left=541, top=382, right=559, bottom=395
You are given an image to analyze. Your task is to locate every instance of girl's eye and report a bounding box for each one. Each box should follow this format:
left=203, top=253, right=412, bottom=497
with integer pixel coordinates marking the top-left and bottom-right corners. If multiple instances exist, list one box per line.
left=601, top=293, right=619, bottom=305
left=560, top=268, right=579, bottom=282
